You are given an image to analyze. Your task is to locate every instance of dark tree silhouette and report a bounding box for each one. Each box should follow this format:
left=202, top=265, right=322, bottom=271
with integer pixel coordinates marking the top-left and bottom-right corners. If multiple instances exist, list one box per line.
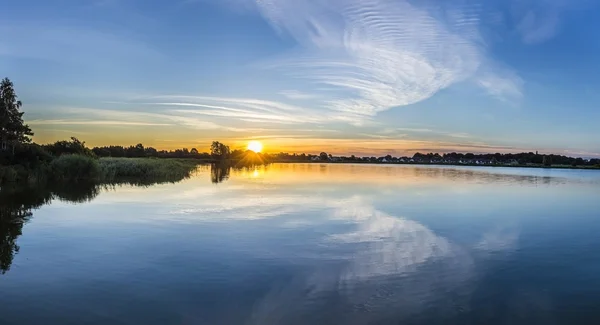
left=210, top=141, right=231, bottom=160
left=42, top=137, right=95, bottom=157
left=0, top=78, right=33, bottom=154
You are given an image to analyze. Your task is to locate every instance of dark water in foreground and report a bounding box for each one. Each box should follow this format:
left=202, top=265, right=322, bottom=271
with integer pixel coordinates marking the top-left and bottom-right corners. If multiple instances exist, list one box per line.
left=1, top=164, right=600, bottom=325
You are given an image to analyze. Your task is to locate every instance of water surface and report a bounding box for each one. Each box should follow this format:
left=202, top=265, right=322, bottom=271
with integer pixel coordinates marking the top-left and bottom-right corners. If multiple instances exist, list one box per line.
left=2, top=164, right=600, bottom=324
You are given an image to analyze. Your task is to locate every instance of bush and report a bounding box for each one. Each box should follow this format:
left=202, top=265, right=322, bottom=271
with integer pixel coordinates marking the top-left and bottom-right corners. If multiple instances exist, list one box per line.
left=99, top=158, right=198, bottom=181
left=50, top=154, right=100, bottom=181
left=0, top=144, right=53, bottom=167
left=0, top=165, right=31, bottom=185
left=0, top=166, right=18, bottom=183
left=43, top=137, right=96, bottom=158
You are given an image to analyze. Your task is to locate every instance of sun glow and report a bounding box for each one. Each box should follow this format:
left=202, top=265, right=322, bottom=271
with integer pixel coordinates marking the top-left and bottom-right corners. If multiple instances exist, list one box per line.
left=247, top=141, right=263, bottom=153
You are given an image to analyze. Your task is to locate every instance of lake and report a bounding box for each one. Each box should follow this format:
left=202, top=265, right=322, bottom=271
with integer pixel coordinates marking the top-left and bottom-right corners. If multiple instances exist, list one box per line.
left=1, top=163, right=600, bottom=325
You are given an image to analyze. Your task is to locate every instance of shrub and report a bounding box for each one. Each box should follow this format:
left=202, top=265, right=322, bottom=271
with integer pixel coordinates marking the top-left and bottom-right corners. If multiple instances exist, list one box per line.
left=0, top=144, right=53, bottom=167
left=50, top=154, right=100, bottom=181
left=99, top=158, right=198, bottom=181
left=0, top=166, right=18, bottom=183
left=43, top=137, right=96, bottom=158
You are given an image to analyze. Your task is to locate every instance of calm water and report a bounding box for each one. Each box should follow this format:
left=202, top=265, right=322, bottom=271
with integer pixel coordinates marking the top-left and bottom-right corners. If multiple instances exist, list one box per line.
left=2, top=164, right=600, bottom=325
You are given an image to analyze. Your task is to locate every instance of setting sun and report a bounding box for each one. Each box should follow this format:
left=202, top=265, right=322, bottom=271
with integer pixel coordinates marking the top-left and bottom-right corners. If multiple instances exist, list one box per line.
left=247, top=141, right=263, bottom=153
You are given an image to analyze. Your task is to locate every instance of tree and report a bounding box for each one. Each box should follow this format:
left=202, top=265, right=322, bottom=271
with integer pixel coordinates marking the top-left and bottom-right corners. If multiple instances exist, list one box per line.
left=573, top=157, right=584, bottom=166
left=0, top=78, right=33, bottom=154
left=543, top=155, right=552, bottom=167
left=210, top=141, right=230, bottom=160
left=319, top=152, right=329, bottom=161
left=190, top=148, right=199, bottom=155
left=42, top=137, right=95, bottom=157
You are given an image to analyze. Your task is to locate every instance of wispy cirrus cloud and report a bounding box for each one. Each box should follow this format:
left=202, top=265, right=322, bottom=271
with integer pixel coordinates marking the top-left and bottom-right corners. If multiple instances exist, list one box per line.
left=279, top=90, right=321, bottom=100
left=512, top=0, right=570, bottom=44
left=34, top=105, right=344, bottom=138
left=216, top=0, right=523, bottom=123
left=28, top=119, right=172, bottom=126
left=133, top=95, right=334, bottom=124
left=52, top=107, right=224, bottom=130
left=380, top=127, right=473, bottom=140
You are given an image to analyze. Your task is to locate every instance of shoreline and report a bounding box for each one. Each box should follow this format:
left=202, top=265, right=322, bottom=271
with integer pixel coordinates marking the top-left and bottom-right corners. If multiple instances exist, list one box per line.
left=265, top=160, right=600, bottom=170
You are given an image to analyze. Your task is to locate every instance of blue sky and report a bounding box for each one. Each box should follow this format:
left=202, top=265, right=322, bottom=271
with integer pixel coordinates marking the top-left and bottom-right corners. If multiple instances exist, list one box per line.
left=2, top=0, right=600, bottom=156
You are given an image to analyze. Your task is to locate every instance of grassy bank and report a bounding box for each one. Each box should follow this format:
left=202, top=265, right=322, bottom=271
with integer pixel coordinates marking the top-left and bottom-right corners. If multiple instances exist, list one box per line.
left=0, top=155, right=201, bottom=186
left=99, top=157, right=200, bottom=182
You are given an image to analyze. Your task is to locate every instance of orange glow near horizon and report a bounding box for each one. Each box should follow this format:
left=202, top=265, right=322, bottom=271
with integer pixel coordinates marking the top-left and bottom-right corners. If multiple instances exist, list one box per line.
left=32, top=129, right=556, bottom=158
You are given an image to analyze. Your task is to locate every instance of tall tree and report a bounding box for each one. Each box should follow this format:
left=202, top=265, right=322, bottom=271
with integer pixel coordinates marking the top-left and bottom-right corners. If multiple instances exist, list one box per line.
left=210, top=141, right=230, bottom=160
left=0, top=78, right=33, bottom=153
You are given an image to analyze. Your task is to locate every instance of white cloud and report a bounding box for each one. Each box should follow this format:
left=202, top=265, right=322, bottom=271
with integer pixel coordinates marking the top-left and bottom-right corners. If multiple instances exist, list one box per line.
left=28, top=119, right=172, bottom=126
left=228, top=0, right=523, bottom=123
left=512, top=0, right=568, bottom=44
left=279, top=90, right=321, bottom=100
left=378, top=127, right=473, bottom=140
left=54, top=107, right=224, bottom=130
left=139, top=95, right=329, bottom=125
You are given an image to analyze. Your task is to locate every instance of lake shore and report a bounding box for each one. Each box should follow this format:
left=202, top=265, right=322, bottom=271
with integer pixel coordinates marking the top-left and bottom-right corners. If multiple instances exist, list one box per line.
left=267, top=160, right=600, bottom=170
left=2, top=156, right=599, bottom=187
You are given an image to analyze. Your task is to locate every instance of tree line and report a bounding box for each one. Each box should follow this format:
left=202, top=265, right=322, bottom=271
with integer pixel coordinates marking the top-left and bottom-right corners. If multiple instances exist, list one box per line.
left=230, top=151, right=600, bottom=167
left=90, top=141, right=261, bottom=162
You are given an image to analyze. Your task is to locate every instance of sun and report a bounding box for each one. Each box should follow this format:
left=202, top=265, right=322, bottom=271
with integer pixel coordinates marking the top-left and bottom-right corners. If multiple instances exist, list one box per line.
left=247, top=140, right=263, bottom=153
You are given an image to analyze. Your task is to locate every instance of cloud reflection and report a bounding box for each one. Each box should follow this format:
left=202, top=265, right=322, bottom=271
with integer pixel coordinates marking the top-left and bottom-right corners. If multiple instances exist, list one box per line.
left=248, top=198, right=515, bottom=324
left=329, top=201, right=457, bottom=280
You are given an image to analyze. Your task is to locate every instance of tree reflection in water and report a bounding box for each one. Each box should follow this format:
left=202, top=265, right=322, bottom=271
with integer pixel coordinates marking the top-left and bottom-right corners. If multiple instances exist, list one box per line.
left=211, top=164, right=231, bottom=184
left=0, top=175, right=197, bottom=274
left=0, top=184, right=85, bottom=274
left=211, top=162, right=268, bottom=184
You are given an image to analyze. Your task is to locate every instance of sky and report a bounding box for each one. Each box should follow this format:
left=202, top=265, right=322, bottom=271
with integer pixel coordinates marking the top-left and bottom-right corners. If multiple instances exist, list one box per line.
left=2, top=0, right=600, bottom=157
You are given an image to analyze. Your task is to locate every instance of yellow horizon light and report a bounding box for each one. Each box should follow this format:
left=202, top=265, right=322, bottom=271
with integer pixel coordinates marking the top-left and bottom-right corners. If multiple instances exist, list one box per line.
left=247, top=140, right=263, bottom=153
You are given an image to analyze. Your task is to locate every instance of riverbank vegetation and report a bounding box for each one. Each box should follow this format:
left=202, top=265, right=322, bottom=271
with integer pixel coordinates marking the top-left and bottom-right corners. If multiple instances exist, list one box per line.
left=0, top=151, right=202, bottom=185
